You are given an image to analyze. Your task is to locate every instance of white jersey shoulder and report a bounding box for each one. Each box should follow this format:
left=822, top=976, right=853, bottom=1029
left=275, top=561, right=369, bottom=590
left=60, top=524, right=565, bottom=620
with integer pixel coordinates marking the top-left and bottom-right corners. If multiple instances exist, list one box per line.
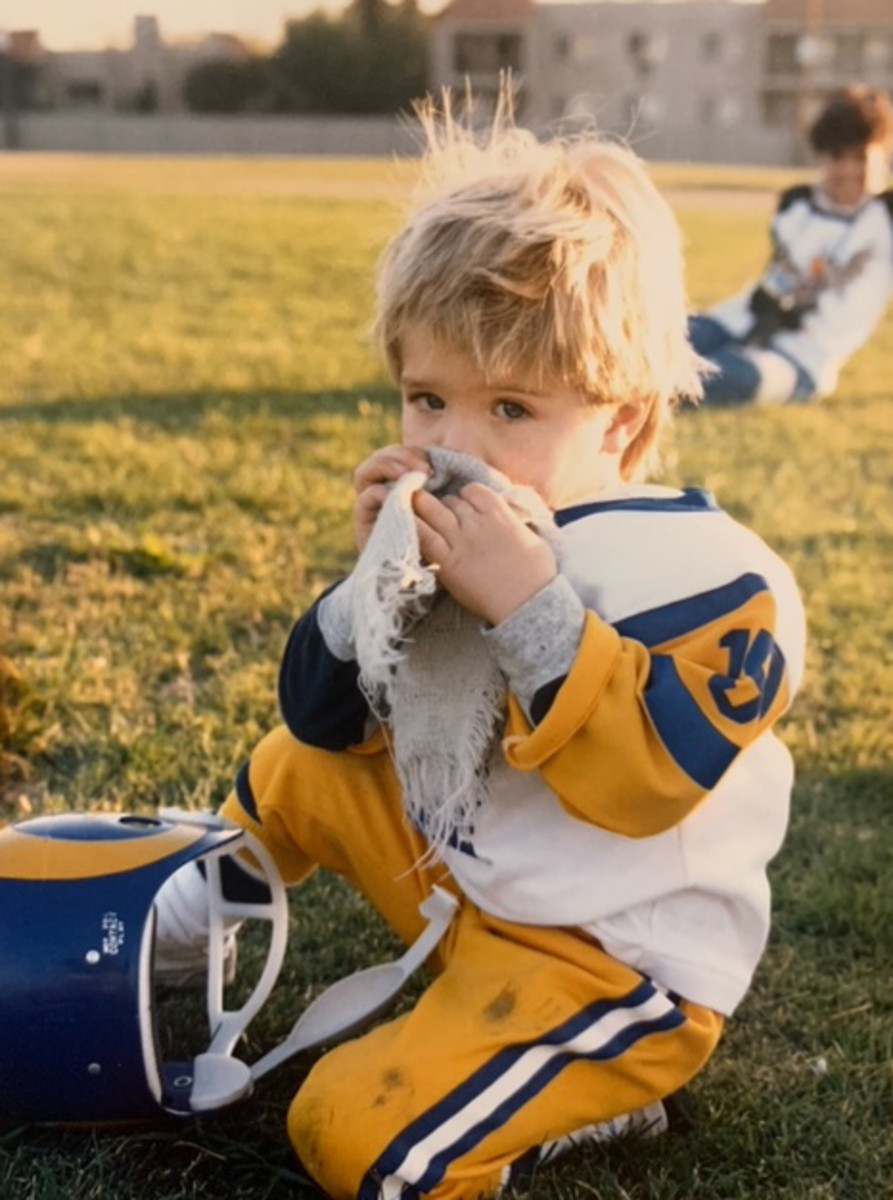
left=555, top=485, right=806, bottom=689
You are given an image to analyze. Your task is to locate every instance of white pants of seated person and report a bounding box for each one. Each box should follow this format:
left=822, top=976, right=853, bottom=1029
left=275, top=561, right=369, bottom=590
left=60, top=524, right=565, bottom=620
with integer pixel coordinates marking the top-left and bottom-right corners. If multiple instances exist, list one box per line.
left=744, top=346, right=801, bottom=405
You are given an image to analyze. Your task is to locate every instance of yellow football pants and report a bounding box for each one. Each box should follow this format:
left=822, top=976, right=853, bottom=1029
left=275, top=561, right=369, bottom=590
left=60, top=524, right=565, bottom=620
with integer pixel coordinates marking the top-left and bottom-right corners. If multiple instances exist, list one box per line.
left=220, top=726, right=723, bottom=1200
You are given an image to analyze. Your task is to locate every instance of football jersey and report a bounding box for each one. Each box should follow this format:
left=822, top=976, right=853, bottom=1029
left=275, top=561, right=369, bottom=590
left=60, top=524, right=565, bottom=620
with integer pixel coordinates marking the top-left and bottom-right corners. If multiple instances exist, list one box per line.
left=279, top=485, right=807, bottom=1014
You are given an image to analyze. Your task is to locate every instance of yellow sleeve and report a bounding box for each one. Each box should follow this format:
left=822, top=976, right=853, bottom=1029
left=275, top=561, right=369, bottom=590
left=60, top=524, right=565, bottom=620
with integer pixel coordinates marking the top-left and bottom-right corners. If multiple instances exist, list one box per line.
left=501, top=575, right=791, bottom=838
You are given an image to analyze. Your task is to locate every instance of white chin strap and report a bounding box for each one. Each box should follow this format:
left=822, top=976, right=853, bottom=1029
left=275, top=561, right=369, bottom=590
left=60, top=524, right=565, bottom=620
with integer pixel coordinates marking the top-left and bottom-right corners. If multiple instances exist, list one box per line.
left=248, top=885, right=458, bottom=1084
left=158, top=810, right=458, bottom=1113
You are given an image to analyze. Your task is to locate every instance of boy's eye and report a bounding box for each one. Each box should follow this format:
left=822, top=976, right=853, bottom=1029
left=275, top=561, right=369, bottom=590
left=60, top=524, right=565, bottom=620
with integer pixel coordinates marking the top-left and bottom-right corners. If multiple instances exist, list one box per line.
left=408, top=392, right=445, bottom=412
left=495, top=400, right=529, bottom=421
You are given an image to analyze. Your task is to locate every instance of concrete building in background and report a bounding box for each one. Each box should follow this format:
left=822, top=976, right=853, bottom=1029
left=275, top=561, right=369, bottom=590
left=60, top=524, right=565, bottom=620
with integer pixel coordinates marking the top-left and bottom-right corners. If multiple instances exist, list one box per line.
left=431, top=0, right=893, bottom=163
left=35, top=16, right=253, bottom=113
left=5, top=1, right=893, bottom=162
left=760, top=0, right=893, bottom=138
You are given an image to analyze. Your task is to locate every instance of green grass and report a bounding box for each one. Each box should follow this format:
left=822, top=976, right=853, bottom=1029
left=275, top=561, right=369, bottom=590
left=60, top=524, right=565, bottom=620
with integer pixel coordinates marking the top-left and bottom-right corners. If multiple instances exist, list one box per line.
left=1, top=156, right=892, bottom=1198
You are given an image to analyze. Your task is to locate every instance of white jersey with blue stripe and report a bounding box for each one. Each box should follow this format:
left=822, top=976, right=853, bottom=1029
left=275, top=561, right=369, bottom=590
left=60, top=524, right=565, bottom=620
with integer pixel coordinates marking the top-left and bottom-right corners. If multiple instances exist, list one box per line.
left=437, top=484, right=806, bottom=1015
left=707, top=185, right=893, bottom=395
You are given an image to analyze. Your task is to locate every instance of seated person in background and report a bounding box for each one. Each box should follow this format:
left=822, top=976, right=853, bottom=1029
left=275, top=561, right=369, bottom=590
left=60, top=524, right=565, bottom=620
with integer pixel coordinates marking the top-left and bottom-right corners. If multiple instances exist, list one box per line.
left=690, top=85, right=893, bottom=405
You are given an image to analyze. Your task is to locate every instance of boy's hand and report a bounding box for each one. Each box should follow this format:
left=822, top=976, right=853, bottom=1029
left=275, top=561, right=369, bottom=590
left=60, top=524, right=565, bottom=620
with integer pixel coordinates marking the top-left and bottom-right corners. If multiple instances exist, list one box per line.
left=413, top=483, right=556, bottom=626
left=352, top=444, right=430, bottom=551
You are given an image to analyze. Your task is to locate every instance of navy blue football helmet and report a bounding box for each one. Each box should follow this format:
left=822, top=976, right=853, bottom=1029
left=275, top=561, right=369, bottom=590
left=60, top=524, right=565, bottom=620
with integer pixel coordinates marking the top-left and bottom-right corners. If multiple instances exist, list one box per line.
left=0, top=810, right=288, bottom=1125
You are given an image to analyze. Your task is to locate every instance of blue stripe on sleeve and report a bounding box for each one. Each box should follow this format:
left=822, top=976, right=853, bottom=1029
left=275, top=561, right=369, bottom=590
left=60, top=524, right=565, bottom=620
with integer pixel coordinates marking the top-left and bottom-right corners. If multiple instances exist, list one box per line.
left=615, top=573, right=769, bottom=648
left=234, top=760, right=259, bottom=823
left=277, top=590, right=370, bottom=751
left=529, top=675, right=567, bottom=725
left=644, top=656, right=739, bottom=790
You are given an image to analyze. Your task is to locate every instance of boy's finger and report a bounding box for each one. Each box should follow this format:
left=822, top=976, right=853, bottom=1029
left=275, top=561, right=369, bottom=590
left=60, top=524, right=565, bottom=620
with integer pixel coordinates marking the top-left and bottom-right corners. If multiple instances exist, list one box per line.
left=415, top=517, right=450, bottom=568
left=412, top=490, right=459, bottom=535
left=439, top=494, right=466, bottom=518
left=439, top=494, right=491, bottom=530
left=458, top=482, right=506, bottom=513
left=356, top=483, right=390, bottom=515
left=353, top=458, right=403, bottom=492
left=353, top=447, right=430, bottom=492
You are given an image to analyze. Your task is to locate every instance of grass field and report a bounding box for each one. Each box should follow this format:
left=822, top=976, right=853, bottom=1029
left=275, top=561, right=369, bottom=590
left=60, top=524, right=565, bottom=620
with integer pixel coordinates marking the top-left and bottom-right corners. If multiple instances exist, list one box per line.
left=1, top=153, right=892, bottom=1199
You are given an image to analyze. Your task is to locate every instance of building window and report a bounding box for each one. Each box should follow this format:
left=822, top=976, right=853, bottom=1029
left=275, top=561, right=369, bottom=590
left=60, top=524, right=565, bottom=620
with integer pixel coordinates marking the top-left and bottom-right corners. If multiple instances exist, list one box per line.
left=627, top=31, right=666, bottom=76
left=66, top=79, right=105, bottom=105
left=761, top=89, right=798, bottom=127
left=766, top=34, right=800, bottom=75
left=453, top=32, right=522, bottom=74
left=460, top=82, right=526, bottom=119
left=701, top=31, right=722, bottom=62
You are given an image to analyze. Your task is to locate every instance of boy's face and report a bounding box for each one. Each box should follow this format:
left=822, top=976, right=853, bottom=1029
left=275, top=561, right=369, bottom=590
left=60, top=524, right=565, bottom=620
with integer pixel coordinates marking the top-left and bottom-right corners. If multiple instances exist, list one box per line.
left=818, top=141, right=890, bottom=208
left=399, top=327, right=629, bottom=509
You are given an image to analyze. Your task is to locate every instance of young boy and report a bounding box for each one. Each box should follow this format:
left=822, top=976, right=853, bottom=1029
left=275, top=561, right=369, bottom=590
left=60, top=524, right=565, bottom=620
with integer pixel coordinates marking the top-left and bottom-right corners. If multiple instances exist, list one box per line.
left=690, top=84, right=893, bottom=405
left=158, top=96, right=806, bottom=1197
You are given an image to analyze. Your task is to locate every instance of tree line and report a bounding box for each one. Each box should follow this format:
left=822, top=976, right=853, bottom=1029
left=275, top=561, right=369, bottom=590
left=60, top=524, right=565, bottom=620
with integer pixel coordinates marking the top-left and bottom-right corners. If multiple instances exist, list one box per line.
left=184, top=0, right=429, bottom=115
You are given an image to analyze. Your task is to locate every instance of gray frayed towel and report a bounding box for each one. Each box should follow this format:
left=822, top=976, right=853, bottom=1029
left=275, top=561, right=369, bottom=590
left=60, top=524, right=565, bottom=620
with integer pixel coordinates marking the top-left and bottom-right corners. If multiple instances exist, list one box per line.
left=348, top=447, right=555, bottom=858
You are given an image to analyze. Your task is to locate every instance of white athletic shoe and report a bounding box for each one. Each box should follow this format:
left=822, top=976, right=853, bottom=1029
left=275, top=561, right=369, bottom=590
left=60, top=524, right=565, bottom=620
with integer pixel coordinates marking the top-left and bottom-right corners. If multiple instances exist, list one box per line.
left=499, top=1099, right=670, bottom=1192
left=534, top=1098, right=669, bottom=1166
left=153, top=861, right=241, bottom=989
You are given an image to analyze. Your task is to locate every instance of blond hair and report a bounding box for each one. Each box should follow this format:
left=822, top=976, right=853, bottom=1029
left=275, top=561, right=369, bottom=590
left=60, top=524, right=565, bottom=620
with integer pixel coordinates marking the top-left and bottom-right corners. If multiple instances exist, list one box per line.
left=374, top=90, right=703, bottom=480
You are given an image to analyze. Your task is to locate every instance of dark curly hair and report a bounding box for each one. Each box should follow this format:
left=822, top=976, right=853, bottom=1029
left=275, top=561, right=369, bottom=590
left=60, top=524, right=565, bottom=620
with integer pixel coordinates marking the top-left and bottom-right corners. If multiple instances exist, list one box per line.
left=809, top=85, right=893, bottom=155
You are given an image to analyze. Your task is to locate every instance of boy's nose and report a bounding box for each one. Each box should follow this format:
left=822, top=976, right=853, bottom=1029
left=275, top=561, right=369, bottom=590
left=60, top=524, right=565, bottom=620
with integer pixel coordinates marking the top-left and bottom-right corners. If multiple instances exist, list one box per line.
left=433, top=420, right=485, bottom=460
